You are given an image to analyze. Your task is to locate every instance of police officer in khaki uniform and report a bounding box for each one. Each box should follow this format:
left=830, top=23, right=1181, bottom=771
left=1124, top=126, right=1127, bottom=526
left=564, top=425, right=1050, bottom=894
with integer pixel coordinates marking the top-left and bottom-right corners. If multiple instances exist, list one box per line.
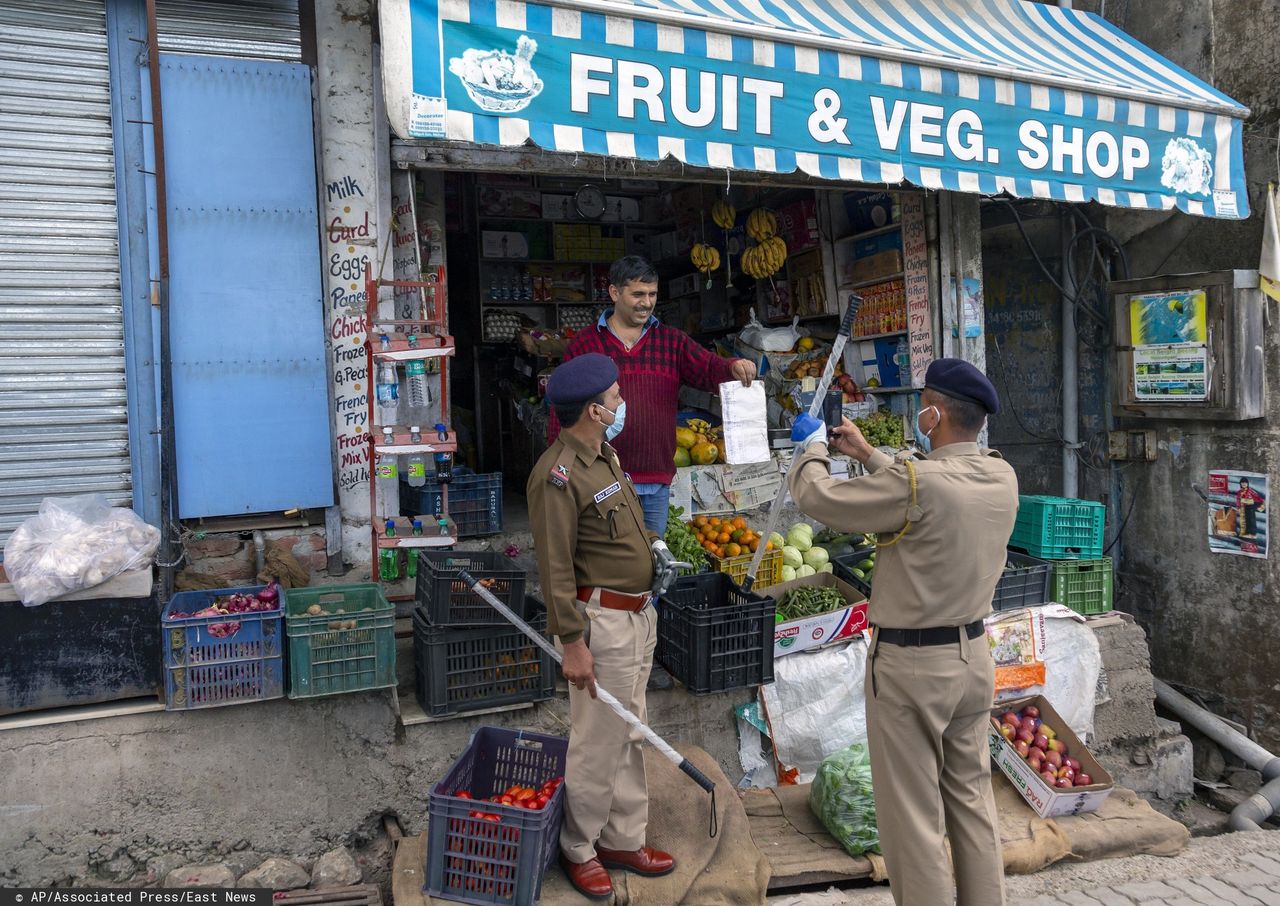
left=526, top=353, right=684, bottom=901
left=788, top=358, right=1018, bottom=906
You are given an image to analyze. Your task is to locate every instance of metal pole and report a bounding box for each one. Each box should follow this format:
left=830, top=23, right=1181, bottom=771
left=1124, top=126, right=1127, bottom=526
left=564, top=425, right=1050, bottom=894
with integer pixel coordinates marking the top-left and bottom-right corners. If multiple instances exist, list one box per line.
left=1061, top=210, right=1079, bottom=498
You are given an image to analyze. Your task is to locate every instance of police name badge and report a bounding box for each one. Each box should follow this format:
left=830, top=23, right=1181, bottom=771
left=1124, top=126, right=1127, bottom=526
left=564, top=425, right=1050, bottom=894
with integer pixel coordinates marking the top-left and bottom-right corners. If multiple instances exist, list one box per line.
left=593, top=482, right=621, bottom=504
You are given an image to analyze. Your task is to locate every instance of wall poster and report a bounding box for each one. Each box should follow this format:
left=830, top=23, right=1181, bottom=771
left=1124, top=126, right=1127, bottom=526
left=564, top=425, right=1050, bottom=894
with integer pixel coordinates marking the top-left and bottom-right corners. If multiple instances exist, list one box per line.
left=1128, top=289, right=1208, bottom=401
left=1206, top=469, right=1268, bottom=559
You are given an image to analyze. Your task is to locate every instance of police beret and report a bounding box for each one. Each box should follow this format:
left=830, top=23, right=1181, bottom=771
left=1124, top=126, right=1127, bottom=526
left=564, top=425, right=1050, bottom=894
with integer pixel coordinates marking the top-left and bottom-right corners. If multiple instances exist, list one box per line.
left=546, top=353, right=619, bottom=404
left=925, top=358, right=1000, bottom=414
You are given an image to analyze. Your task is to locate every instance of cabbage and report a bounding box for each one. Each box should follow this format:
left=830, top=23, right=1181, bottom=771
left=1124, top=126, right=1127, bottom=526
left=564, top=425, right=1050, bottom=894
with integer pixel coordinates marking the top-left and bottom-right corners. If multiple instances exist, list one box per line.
left=781, top=545, right=804, bottom=569
left=769, top=531, right=786, bottom=549
left=787, top=529, right=813, bottom=552
left=780, top=565, right=797, bottom=582
left=820, top=563, right=834, bottom=574
left=789, top=522, right=814, bottom=538
left=803, top=546, right=830, bottom=570
left=796, top=564, right=816, bottom=578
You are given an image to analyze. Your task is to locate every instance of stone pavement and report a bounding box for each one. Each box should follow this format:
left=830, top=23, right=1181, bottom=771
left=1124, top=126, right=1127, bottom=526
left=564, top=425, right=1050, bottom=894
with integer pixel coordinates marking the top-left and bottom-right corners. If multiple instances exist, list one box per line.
left=768, top=830, right=1280, bottom=905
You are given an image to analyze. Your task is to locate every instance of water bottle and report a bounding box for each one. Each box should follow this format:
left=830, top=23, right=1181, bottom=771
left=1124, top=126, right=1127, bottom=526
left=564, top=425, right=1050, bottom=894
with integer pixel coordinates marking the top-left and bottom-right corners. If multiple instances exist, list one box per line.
left=376, top=427, right=400, bottom=520
left=406, top=426, right=427, bottom=488
left=376, top=362, right=399, bottom=426
left=437, top=517, right=450, bottom=537
left=405, top=358, right=429, bottom=422
left=433, top=422, right=453, bottom=483
left=379, top=520, right=399, bottom=580
left=895, top=336, right=910, bottom=384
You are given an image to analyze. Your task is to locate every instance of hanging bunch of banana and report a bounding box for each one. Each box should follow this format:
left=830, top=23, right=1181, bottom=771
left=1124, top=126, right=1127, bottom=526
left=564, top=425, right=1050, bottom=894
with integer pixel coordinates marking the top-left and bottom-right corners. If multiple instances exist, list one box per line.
left=741, top=235, right=787, bottom=279
left=711, top=198, right=736, bottom=230
left=690, top=242, right=721, bottom=274
left=746, top=207, right=778, bottom=242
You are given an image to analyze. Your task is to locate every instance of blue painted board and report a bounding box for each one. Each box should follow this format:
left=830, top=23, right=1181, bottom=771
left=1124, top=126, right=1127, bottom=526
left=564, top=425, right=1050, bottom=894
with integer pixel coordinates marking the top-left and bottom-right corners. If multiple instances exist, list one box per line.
left=160, top=54, right=334, bottom=517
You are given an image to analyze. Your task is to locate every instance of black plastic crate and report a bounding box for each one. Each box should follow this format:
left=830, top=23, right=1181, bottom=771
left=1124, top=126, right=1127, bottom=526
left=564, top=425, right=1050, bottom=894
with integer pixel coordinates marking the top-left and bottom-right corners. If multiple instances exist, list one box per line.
left=830, top=547, right=877, bottom=598
left=415, top=550, right=527, bottom=626
left=401, top=471, right=504, bottom=537
left=991, top=551, right=1053, bottom=612
left=413, top=599, right=556, bottom=717
left=657, top=572, right=776, bottom=695
left=426, top=727, right=567, bottom=906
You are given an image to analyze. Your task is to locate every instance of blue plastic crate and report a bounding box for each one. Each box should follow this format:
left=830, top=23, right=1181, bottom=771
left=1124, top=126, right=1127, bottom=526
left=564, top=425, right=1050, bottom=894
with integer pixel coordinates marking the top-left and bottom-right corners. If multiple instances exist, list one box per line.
left=426, top=727, right=568, bottom=906
left=1010, top=495, right=1106, bottom=560
left=161, top=585, right=284, bottom=710
left=401, top=471, right=503, bottom=537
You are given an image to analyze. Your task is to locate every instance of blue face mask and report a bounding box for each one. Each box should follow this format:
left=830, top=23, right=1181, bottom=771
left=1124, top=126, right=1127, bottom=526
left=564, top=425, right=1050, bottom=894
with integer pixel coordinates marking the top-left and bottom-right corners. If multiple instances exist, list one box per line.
left=598, top=400, right=626, bottom=441
left=914, top=405, right=939, bottom=453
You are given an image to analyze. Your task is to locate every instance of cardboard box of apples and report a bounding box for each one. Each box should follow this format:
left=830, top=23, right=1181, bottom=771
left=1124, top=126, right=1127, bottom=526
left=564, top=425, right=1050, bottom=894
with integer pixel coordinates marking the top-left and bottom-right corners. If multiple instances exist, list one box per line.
left=989, top=695, right=1114, bottom=818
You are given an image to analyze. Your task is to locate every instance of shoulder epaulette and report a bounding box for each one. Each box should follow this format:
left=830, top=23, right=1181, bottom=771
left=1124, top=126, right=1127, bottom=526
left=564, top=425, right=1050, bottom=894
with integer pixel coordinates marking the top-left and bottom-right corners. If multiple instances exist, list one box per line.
left=547, top=448, right=575, bottom=490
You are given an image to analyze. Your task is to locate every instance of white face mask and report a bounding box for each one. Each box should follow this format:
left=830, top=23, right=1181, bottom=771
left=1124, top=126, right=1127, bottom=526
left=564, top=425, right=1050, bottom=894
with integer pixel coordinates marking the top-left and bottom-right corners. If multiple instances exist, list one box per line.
left=914, top=405, right=939, bottom=453
left=597, top=400, right=626, bottom=441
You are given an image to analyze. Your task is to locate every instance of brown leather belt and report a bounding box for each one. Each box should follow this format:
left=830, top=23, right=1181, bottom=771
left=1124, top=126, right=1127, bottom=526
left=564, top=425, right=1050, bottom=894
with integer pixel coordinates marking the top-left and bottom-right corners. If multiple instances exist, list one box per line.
left=577, top=586, right=651, bottom=613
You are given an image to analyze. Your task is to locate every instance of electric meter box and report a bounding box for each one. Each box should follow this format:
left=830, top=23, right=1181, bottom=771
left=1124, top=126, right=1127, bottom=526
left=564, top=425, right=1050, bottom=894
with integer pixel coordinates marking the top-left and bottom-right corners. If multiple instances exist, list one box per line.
left=1109, top=269, right=1265, bottom=421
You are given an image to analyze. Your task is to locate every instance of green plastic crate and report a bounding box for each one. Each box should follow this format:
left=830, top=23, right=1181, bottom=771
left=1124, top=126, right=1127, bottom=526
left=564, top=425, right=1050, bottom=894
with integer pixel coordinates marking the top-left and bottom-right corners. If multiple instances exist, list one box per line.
left=1051, top=558, right=1113, bottom=615
left=1010, top=495, right=1105, bottom=559
left=285, top=584, right=396, bottom=698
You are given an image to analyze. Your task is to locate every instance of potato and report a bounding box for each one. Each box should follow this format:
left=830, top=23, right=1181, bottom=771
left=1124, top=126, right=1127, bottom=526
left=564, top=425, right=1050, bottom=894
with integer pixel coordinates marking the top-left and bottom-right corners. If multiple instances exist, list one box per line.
left=306, top=604, right=323, bottom=616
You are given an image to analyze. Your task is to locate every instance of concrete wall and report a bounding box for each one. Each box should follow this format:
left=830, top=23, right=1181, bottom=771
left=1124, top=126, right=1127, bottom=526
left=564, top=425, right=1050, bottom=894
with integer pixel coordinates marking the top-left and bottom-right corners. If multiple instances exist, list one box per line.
left=984, top=0, right=1280, bottom=749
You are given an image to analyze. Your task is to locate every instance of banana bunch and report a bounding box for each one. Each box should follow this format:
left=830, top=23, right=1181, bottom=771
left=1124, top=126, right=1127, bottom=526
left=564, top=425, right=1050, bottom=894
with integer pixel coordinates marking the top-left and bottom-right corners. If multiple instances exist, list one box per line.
left=746, top=207, right=778, bottom=242
left=686, top=417, right=721, bottom=439
left=690, top=242, right=721, bottom=274
left=711, top=199, right=736, bottom=229
left=741, top=235, right=787, bottom=280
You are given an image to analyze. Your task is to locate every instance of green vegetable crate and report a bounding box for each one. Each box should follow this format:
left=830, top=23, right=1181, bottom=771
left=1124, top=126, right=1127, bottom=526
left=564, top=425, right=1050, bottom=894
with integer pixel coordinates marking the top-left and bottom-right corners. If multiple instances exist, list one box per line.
left=708, top=547, right=783, bottom=589
left=1051, top=557, right=1113, bottom=616
left=284, top=584, right=396, bottom=698
left=1010, top=495, right=1105, bottom=560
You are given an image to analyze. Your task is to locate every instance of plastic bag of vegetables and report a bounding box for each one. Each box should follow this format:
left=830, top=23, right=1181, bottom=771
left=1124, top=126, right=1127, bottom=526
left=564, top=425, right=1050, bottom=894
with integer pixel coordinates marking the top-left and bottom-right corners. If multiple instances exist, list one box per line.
left=808, top=743, right=880, bottom=856
left=3, top=494, right=161, bottom=607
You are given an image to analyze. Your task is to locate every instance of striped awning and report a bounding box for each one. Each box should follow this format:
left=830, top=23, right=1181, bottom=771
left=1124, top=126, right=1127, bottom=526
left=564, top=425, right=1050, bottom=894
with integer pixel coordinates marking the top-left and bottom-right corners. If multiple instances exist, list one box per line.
left=383, top=0, right=1250, bottom=218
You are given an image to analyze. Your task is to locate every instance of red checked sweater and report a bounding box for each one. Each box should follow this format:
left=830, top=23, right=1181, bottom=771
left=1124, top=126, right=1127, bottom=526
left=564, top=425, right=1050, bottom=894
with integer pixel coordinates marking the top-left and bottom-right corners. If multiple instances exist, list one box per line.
left=548, top=320, right=740, bottom=485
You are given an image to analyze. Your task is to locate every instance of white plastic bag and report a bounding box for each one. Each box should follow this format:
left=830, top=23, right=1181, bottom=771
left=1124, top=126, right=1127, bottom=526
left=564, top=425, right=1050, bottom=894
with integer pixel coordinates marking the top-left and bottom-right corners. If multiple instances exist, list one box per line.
left=739, top=310, right=806, bottom=353
left=3, top=495, right=160, bottom=606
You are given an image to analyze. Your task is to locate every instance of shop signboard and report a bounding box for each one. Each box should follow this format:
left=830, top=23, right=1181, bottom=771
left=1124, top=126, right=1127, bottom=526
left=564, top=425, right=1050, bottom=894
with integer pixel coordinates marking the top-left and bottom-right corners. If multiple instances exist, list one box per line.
left=383, top=0, right=1249, bottom=219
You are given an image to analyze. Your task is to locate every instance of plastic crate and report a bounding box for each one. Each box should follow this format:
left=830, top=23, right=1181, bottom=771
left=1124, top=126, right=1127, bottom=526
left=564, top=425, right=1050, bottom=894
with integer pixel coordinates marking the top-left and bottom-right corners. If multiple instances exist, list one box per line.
left=991, top=551, right=1053, bottom=612
left=412, top=600, right=556, bottom=717
left=401, top=472, right=504, bottom=537
left=1010, top=495, right=1106, bottom=559
left=708, top=547, right=784, bottom=589
left=426, top=727, right=568, bottom=906
left=415, top=551, right=528, bottom=627
left=161, top=585, right=284, bottom=710
left=1051, top=557, right=1114, bottom=616
left=284, top=584, right=396, bottom=698
left=831, top=547, right=877, bottom=597
left=657, top=572, right=776, bottom=695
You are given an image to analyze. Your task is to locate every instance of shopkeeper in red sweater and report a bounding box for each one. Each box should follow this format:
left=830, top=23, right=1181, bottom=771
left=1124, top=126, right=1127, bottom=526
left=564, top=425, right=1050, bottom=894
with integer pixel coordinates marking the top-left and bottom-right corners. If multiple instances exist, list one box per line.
left=552, top=256, right=756, bottom=536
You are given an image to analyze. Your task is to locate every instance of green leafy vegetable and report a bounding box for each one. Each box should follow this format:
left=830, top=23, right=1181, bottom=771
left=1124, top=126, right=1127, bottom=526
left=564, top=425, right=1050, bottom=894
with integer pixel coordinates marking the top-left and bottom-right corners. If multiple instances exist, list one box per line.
left=664, top=505, right=708, bottom=573
left=809, top=744, right=880, bottom=857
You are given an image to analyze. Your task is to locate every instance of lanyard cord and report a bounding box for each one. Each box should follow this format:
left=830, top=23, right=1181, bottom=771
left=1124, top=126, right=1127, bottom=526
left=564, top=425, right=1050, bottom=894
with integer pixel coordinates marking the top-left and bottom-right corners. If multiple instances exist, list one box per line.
left=876, top=459, right=918, bottom=549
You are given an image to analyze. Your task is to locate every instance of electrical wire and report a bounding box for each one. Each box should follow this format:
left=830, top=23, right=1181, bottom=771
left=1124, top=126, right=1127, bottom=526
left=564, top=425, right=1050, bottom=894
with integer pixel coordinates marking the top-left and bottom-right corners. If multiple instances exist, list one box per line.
left=1104, top=483, right=1138, bottom=555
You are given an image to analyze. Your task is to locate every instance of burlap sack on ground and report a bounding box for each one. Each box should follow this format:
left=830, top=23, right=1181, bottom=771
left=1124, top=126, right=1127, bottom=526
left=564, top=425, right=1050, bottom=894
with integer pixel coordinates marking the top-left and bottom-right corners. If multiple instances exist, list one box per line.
left=539, top=744, right=770, bottom=905
left=1053, top=786, right=1189, bottom=862
left=993, top=773, right=1074, bottom=874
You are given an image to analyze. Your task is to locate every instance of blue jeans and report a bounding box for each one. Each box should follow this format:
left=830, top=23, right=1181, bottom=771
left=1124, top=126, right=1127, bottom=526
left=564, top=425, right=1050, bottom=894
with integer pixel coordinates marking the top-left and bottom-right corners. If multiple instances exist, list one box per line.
left=632, top=483, right=670, bottom=535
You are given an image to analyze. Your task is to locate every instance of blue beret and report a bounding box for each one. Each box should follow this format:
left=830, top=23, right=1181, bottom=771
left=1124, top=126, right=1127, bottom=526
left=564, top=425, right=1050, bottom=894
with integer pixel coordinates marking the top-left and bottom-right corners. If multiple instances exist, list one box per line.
left=546, top=353, right=619, bottom=404
left=925, top=358, right=999, bottom=414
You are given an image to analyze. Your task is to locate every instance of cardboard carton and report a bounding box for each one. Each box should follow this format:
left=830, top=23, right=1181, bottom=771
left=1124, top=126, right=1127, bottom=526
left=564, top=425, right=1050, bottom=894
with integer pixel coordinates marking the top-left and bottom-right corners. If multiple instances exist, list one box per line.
left=988, top=694, right=1114, bottom=818
left=761, top=573, right=869, bottom=658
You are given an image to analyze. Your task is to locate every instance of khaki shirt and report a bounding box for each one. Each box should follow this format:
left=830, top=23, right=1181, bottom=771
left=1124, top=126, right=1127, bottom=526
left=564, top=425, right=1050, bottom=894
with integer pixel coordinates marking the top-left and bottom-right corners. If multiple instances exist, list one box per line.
left=789, top=441, right=1019, bottom=629
left=527, top=430, right=657, bottom=643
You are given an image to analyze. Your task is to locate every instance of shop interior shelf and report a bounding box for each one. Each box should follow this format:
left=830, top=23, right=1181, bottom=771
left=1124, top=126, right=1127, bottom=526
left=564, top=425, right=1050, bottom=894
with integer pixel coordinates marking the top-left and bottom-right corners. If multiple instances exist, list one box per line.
left=376, top=517, right=457, bottom=548
left=834, top=223, right=902, bottom=244
left=372, top=429, right=457, bottom=454
left=840, top=272, right=906, bottom=291
left=852, top=329, right=909, bottom=341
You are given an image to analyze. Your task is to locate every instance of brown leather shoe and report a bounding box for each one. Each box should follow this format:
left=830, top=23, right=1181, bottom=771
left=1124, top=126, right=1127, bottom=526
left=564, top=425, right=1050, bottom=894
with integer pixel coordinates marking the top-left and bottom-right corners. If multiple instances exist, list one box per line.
left=595, top=845, right=676, bottom=877
left=559, top=853, right=613, bottom=900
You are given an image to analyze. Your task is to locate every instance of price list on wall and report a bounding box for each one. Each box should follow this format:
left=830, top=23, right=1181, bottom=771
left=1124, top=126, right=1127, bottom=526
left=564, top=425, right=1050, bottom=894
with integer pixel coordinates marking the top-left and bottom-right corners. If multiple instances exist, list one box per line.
left=901, top=194, right=933, bottom=387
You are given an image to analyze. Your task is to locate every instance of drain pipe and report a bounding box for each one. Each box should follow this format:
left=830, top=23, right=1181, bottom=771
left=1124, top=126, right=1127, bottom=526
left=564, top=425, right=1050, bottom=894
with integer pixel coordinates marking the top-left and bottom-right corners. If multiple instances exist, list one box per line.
left=1061, top=210, right=1079, bottom=498
left=253, top=531, right=267, bottom=576
left=1153, top=679, right=1280, bottom=830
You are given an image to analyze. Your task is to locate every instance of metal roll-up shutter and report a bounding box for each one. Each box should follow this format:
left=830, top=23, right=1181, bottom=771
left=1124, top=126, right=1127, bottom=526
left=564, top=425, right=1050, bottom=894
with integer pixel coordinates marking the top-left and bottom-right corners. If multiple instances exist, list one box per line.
left=156, top=0, right=301, bottom=63
left=0, top=0, right=130, bottom=544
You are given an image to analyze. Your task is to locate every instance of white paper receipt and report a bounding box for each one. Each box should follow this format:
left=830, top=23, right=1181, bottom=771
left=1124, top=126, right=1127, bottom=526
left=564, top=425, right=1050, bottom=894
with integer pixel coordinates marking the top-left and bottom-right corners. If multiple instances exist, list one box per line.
left=719, top=381, right=771, bottom=464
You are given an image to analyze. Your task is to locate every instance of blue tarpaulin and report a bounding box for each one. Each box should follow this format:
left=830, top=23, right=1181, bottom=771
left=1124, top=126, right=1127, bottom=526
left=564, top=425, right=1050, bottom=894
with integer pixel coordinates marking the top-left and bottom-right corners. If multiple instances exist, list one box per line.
left=384, top=0, right=1250, bottom=219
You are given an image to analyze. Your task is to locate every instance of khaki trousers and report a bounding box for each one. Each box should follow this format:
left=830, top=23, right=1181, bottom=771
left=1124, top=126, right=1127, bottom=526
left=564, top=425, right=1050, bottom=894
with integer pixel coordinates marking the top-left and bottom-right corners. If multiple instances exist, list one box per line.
left=559, top=593, right=658, bottom=863
left=865, top=627, right=1006, bottom=906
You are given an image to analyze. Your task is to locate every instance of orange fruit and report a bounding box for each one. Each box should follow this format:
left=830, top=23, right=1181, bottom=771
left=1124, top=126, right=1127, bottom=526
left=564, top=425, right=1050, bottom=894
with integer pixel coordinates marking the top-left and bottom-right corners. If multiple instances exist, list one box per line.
left=748, top=538, right=759, bottom=553
left=708, top=517, right=721, bottom=527
left=765, top=540, right=774, bottom=550
left=717, top=532, right=731, bottom=544
left=730, top=529, right=745, bottom=543
left=741, top=530, right=755, bottom=544
left=732, top=517, right=747, bottom=529
left=693, top=516, right=707, bottom=529
left=727, top=543, right=743, bottom=557
left=702, top=540, right=717, bottom=553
